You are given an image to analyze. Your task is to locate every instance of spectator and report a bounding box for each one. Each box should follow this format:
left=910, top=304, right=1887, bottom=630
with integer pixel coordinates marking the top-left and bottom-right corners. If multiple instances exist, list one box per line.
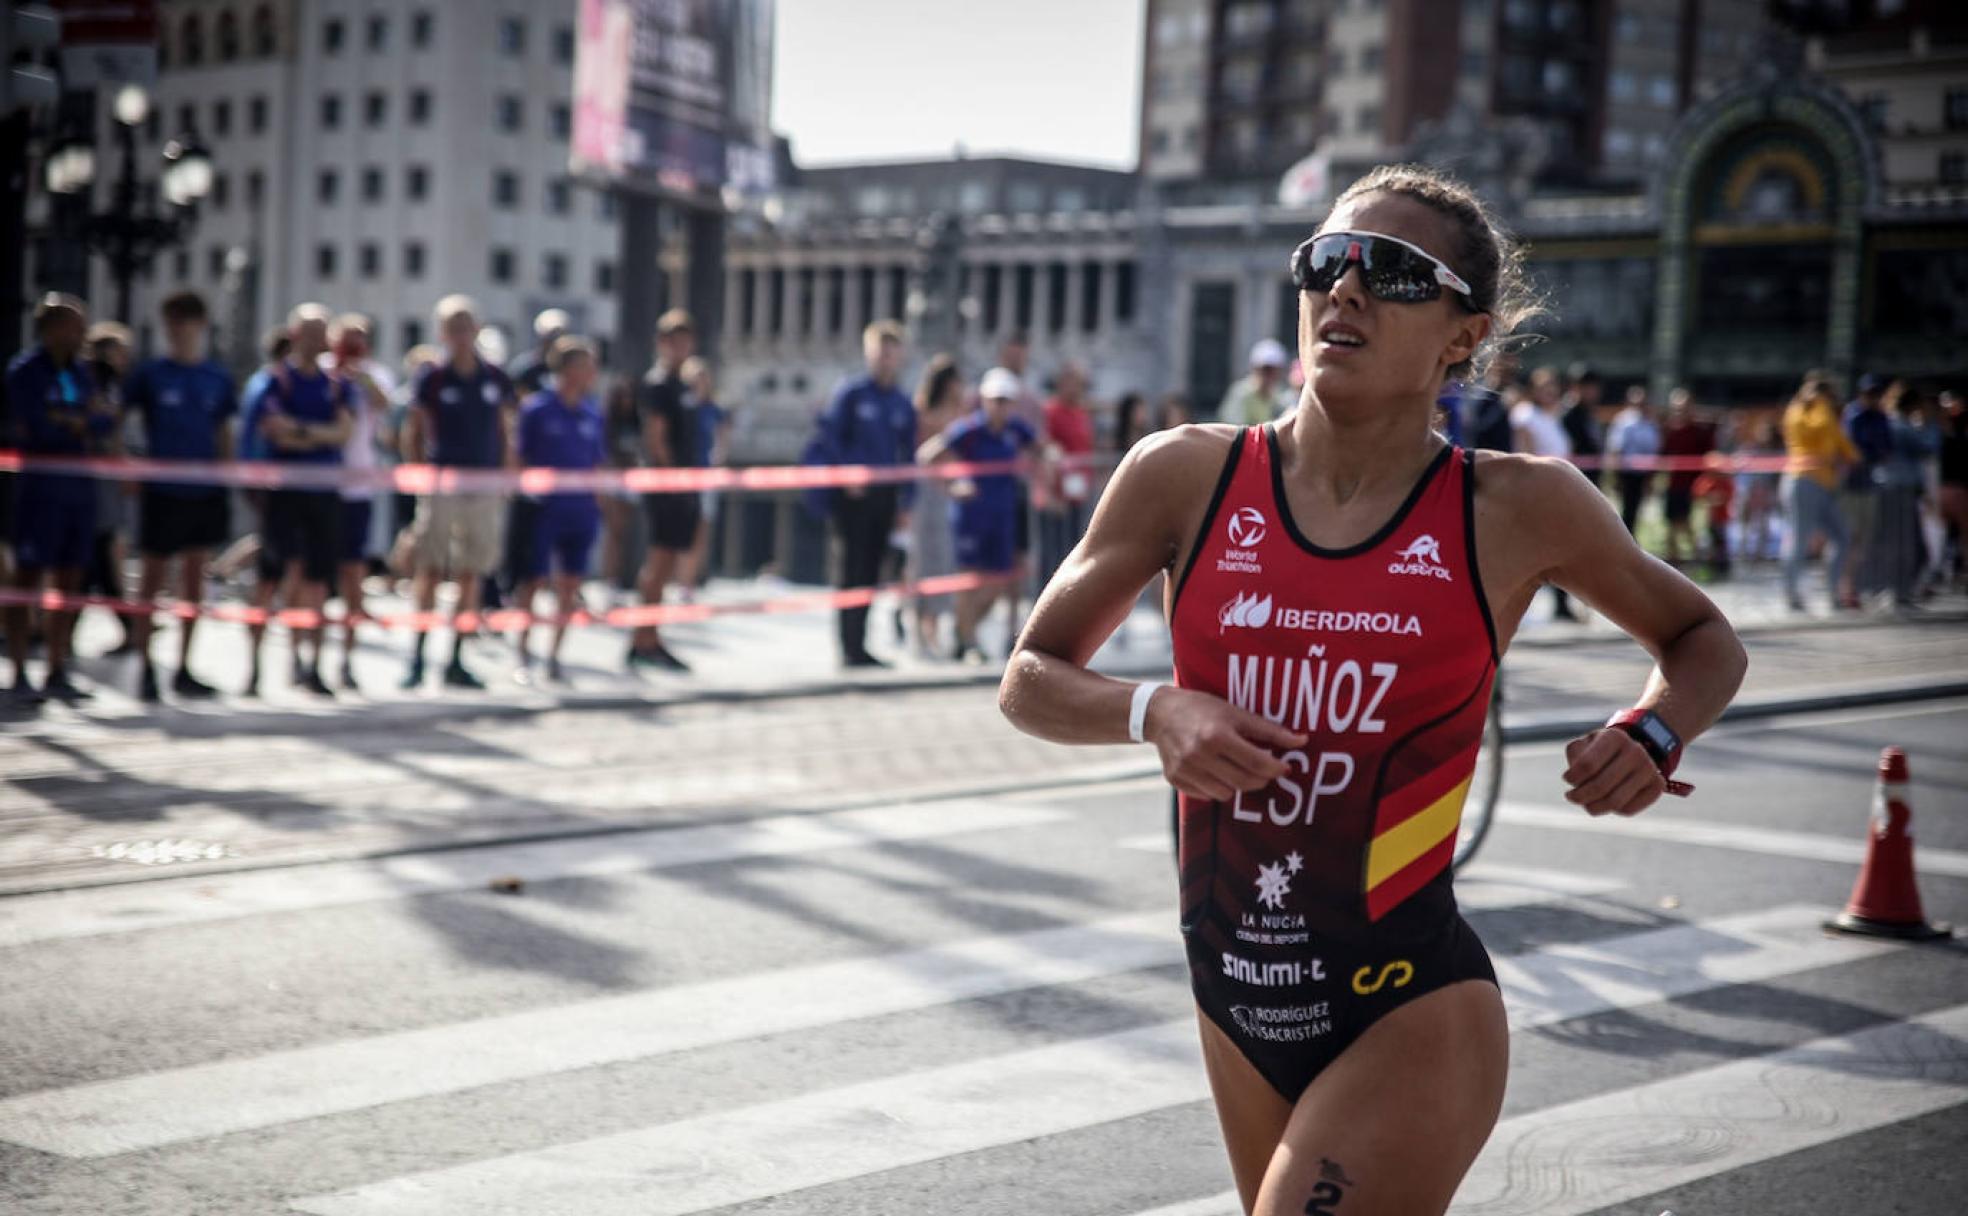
left=1461, top=351, right=1516, bottom=452
left=508, top=308, right=570, bottom=397
left=514, top=337, right=606, bottom=683
left=1605, top=386, right=1661, bottom=535
left=500, top=308, right=569, bottom=616
left=1870, top=381, right=1939, bottom=608
left=921, top=367, right=1040, bottom=663
left=380, top=343, right=441, bottom=578
left=990, top=332, right=1043, bottom=624
left=1690, top=467, right=1734, bottom=579
left=81, top=322, right=135, bottom=657
left=242, top=303, right=353, bottom=696
left=1218, top=338, right=1292, bottom=426
left=907, top=355, right=965, bottom=659
left=1780, top=370, right=1858, bottom=612
left=1560, top=363, right=1605, bottom=468
left=1734, top=416, right=1785, bottom=563
left=627, top=309, right=701, bottom=672
left=1937, top=390, right=1967, bottom=592
left=819, top=320, right=917, bottom=668
left=212, top=325, right=290, bottom=591
left=127, top=290, right=236, bottom=701
left=1659, top=388, right=1714, bottom=566
left=1512, top=366, right=1577, bottom=620
left=400, top=295, right=516, bottom=690
left=1038, top=361, right=1097, bottom=590
left=1113, top=392, right=1153, bottom=453
left=5, top=293, right=111, bottom=705
left=1159, top=392, right=1194, bottom=431
left=675, top=355, right=729, bottom=600
left=599, top=378, right=640, bottom=592
left=1839, top=373, right=1890, bottom=608
left=324, top=313, right=394, bottom=691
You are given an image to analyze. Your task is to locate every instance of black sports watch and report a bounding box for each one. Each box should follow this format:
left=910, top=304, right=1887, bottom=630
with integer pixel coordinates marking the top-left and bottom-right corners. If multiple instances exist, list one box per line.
left=1606, top=708, right=1693, bottom=796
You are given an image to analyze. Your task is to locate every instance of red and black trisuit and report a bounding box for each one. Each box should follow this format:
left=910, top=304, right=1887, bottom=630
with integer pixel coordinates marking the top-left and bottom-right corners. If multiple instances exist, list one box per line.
left=1170, top=425, right=1501, bottom=1102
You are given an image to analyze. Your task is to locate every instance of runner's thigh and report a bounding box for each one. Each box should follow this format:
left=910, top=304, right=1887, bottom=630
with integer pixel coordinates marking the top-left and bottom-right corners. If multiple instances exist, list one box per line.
left=1196, top=1008, right=1292, bottom=1216
left=1253, top=980, right=1507, bottom=1216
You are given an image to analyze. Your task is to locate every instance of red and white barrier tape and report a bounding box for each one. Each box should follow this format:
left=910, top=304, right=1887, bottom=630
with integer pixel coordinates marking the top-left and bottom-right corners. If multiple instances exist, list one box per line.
left=0, top=571, right=1014, bottom=634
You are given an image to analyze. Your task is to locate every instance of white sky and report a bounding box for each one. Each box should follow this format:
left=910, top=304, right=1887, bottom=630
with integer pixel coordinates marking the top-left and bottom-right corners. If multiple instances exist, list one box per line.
left=769, top=0, right=1145, bottom=168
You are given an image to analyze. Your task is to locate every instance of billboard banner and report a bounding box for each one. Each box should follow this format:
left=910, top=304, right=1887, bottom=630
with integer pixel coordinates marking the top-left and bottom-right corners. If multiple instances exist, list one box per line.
left=52, top=0, right=159, bottom=89
left=573, top=0, right=774, bottom=204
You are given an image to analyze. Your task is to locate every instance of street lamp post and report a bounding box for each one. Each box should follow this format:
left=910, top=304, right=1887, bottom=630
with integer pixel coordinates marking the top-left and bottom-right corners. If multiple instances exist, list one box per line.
left=43, top=83, right=212, bottom=324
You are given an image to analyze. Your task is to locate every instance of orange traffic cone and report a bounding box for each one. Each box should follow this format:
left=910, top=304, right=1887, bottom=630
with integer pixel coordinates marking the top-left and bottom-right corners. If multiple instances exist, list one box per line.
left=1826, top=748, right=1953, bottom=941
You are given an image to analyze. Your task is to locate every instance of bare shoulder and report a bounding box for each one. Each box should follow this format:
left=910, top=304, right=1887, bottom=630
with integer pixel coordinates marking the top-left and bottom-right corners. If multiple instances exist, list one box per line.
left=1091, top=423, right=1245, bottom=568
left=1121, top=421, right=1242, bottom=481
left=1469, top=450, right=1607, bottom=525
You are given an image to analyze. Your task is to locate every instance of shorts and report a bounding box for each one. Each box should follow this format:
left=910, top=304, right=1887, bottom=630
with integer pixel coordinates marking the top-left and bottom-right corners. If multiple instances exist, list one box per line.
left=1664, top=485, right=1694, bottom=523
left=522, top=506, right=599, bottom=580
left=12, top=488, right=95, bottom=572
left=263, top=489, right=341, bottom=585
left=954, top=506, right=1017, bottom=574
left=139, top=489, right=231, bottom=558
left=1013, top=487, right=1031, bottom=555
left=643, top=492, right=701, bottom=552
left=409, top=492, right=505, bottom=575
left=1186, top=911, right=1497, bottom=1103
left=340, top=498, right=373, bottom=564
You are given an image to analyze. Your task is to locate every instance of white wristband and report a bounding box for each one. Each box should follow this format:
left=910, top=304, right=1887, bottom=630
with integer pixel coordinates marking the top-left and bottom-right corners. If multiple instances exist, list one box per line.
left=1128, top=681, right=1165, bottom=744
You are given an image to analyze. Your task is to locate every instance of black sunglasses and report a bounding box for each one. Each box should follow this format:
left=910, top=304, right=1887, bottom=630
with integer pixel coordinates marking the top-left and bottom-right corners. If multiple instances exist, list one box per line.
left=1290, top=230, right=1477, bottom=309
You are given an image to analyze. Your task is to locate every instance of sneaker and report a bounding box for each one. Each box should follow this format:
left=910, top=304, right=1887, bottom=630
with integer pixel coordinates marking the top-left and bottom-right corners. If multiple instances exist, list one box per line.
left=138, top=665, right=161, bottom=703
left=400, top=659, right=426, bottom=691
left=42, top=670, right=94, bottom=703
left=1786, top=594, right=1808, bottom=612
left=102, top=637, right=140, bottom=659
left=843, top=651, right=890, bottom=670
left=626, top=646, right=660, bottom=673
left=511, top=664, right=534, bottom=688
left=650, top=643, right=691, bottom=674
left=442, top=659, right=485, bottom=690
left=545, top=657, right=567, bottom=685
left=298, top=669, right=336, bottom=698
left=8, top=679, right=44, bottom=710
left=336, top=662, right=359, bottom=693
left=242, top=667, right=261, bottom=698
left=172, top=669, right=219, bottom=699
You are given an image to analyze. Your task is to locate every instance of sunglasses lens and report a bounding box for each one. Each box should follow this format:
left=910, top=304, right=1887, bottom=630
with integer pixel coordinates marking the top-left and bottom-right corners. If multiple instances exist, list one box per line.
left=1296, top=235, right=1351, bottom=292
left=1362, top=241, right=1439, bottom=302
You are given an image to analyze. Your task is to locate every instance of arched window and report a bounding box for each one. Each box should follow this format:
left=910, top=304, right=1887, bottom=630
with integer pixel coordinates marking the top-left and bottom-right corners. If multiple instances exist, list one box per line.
left=181, top=14, right=205, bottom=66
left=252, top=4, right=277, bottom=57
left=216, top=10, right=240, bottom=61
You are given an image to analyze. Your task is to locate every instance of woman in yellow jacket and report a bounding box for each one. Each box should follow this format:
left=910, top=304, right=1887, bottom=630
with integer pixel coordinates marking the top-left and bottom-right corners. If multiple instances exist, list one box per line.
left=1780, top=371, right=1860, bottom=611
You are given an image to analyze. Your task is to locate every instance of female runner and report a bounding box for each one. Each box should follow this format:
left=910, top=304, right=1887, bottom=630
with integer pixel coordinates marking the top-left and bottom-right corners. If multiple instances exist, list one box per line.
left=998, top=165, right=1747, bottom=1216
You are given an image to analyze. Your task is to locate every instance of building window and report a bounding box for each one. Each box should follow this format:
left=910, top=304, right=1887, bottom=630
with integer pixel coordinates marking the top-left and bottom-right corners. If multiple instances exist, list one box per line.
left=323, top=17, right=345, bottom=54
left=411, top=9, right=434, bottom=48
left=490, top=247, right=515, bottom=283
left=246, top=170, right=265, bottom=206
left=406, top=165, right=430, bottom=201
left=550, top=102, right=572, bottom=140
left=981, top=264, right=1002, bottom=331
left=1941, top=152, right=1968, bottom=184
left=795, top=267, right=815, bottom=334
left=499, top=17, right=526, bottom=56
left=252, top=5, right=276, bottom=56
left=209, top=173, right=230, bottom=210
left=409, top=89, right=432, bottom=124
left=216, top=11, right=240, bottom=61
left=1610, top=70, right=1637, bottom=103
left=401, top=319, right=423, bottom=352
left=1859, top=93, right=1889, bottom=132
left=212, top=99, right=232, bottom=137
left=597, top=261, right=617, bottom=296
left=823, top=267, right=844, bottom=333
left=598, top=191, right=618, bottom=220
left=405, top=242, right=426, bottom=278
left=1080, top=261, right=1102, bottom=333
left=1114, top=260, right=1137, bottom=323
left=317, top=244, right=338, bottom=278
left=1546, top=61, right=1579, bottom=97
left=320, top=94, right=341, bottom=130
left=367, top=13, right=388, bottom=51
left=1360, top=44, right=1382, bottom=72
left=1357, top=105, right=1380, bottom=135
left=359, top=243, right=381, bottom=278
left=1046, top=263, right=1068, bottom=333
left=1013, top=264, right=1035, bottom=331
left=766, top=268, right=786, bottom=334
left=1946, top=89, right=1968, bottom=131
left=544, top=253, right=568, bottom=290
left=174, top=249, right=191, bottom=281
left=317, top=168, right=339, bottom=204
left=1604, top=129, right=1636, bottom=161
left=361, top=167, right=384, bottom=202
left=181, top=14, right=204, bottom=65
left=248, top=95, right=268, bottom=134
left=546, top=179, right=571, bottom=215
left=493, top=170, right=520, bottom=208
left=554, top=23, right=575, bottom=64
left=887, top=267, right=907, bottom=323
left=1647, top=74, right=1676, bottom=108
left=365, top=91, right=388, bottom=127
left=498, top=95, right=523, bottom=132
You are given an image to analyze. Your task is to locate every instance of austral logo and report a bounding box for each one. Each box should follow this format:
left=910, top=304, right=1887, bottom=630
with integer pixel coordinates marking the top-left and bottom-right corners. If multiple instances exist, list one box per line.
left=1226, top=507, right=1267, bottom=548
left=1387, top=533, right=1453, bottom=581
left=1219, top=591, right=1273, bottom=631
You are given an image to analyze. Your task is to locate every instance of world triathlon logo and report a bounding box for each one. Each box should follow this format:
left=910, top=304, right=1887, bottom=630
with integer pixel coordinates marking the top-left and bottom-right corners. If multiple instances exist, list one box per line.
left=1226, top=507, right=1268, bottom=549
left=1218, top=591, right=1273, bottom=631
left=1387, top=533, right=1453, bottom=581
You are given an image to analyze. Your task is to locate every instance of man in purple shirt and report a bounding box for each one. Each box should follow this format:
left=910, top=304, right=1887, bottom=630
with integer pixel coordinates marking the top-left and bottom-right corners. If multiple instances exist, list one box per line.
left=514, top=338, right=605, bottom=683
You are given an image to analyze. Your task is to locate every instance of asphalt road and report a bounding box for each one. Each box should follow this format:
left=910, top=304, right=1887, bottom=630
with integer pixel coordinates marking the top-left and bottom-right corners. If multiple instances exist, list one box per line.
left=0, top=699, right=1964, bottom=1215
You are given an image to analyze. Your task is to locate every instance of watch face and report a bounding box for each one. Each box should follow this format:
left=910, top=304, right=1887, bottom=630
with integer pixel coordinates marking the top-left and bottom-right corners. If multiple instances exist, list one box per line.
left=1639, top=715, right=1678, bottom=754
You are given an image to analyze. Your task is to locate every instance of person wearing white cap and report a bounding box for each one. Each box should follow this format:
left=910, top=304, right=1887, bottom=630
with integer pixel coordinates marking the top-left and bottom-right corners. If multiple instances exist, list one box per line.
left=1218, top=337, right=1294, bottom=427
left=918, top=366, right=1041, bottom=662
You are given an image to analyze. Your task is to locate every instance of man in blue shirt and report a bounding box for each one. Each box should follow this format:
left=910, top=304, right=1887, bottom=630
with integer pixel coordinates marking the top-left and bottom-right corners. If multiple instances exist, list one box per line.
left=126, top=290, right=236, bottom=702
left=919, top=366, right=1040, bottom=664
left=514, top=337, right=605, bottom=684
left=5, top=294, right=114, bottom=705
left=241, top=304, right=354, bottom=697
left=821, top=320, right=918, bottom=668
left=1841, top=373, right=1891, bottom=607
left=400, top=294, right=515, bottom=690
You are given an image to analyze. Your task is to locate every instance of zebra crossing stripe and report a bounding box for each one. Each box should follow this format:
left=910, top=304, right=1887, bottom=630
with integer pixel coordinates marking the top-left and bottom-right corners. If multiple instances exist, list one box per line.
left=1122, top=1001, right=1968, bottom=1216
left=280, top=904, right=1894, bottom=1216
left=0, top=800, right=1065, bottom=948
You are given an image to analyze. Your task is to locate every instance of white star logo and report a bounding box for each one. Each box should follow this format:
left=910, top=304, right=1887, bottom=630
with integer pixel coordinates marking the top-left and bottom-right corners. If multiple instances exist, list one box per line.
left=1255, top=859, right=1293, bottom=910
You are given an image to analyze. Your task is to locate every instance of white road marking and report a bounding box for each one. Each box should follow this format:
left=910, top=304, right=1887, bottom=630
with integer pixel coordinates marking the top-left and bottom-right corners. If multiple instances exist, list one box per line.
left=1497, top=800, right=1968, bottom=878
left=1121, top=1001, right=1968, bottom=1216
left=0, top=800, right=1064, bottom=948
left=1451, top=1002, right=1968, bottom=1215
left=282, top=906, right=1892, bottom=1216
